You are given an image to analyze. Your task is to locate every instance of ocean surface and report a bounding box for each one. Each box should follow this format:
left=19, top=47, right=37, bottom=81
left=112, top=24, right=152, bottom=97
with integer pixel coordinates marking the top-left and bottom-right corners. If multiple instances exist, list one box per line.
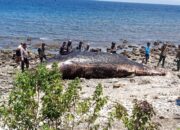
left=0, top=0, right=180, bottom=48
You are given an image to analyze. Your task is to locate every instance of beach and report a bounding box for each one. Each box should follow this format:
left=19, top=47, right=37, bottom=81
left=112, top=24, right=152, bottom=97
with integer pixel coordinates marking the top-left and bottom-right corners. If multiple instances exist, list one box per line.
left=0, top=41, right=179, bottom=130
left=0, top=0, right=180, bottom=129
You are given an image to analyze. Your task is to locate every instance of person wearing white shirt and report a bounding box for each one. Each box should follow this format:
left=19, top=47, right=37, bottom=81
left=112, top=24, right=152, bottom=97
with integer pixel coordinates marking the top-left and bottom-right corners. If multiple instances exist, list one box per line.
left=21, top=43, right=29, bottom=72
left=15, top=43, right=23, bottom=63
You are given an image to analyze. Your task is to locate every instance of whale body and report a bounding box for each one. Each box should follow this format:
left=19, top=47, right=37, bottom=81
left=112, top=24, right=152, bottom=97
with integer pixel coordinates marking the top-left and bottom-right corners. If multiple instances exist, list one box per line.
left=48, top=52, right=165, bottom=79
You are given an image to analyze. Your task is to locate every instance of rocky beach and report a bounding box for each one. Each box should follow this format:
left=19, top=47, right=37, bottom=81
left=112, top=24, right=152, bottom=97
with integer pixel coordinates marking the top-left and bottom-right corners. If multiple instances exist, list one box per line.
left=0, top=41, right=179, bottom=130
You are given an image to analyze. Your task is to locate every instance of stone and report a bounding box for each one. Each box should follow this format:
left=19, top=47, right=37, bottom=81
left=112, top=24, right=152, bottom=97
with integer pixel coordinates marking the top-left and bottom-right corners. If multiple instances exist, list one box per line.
left=159, top=116, right=165, bottom=119
left=153, top=96, right=159, bottom=99
left=113, top=83, right=125, bottom=88
left=138, top=80, right=151, bottom=85
left=130, top=79, right=135, bottom=83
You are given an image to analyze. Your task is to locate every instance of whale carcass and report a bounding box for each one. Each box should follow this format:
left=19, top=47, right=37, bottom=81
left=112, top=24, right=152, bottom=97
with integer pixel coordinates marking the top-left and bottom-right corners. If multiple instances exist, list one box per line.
left=48, top=52, right=165, bottom=79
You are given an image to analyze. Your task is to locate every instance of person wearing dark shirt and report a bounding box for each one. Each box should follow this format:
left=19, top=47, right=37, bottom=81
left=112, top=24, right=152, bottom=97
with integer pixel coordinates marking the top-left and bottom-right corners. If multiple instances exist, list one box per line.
left=110, top=42, right=117, bottom=54
left=157, top=43, right=168, bottom=68
left=38, top=43, right=47, bottom=63
left=59, top=42, right=67, bottom=55
left=176, top=45, right=180, bottom=71
left=76, top=41, right=83, bottom=52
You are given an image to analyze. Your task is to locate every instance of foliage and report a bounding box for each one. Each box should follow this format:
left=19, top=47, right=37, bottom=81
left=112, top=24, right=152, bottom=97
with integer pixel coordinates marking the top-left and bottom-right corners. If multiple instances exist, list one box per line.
left=113, top=100, right=160, bottom=130
left=0, top=63, right=160, bottom=130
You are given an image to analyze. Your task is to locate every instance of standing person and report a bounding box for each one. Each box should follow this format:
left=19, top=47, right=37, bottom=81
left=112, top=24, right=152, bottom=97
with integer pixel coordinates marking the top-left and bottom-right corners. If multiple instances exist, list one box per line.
left=76, top=41, right=83, bottom=52
left=176, top=45, right=180, bottom=71
left=157, top=43, right=168, bottom=68
left=145, top=42, right=151, bottom=64
left=59, top=42, right=67, bottom=55
left=38, top=43, right=47, bottom=63
left=67, top=40, right=73, bottom=54
left=21, top=43, right=29, bottom=72
left=110, top=42, right=117, bottom=54
left=15, top=43, right=23, bottom=64
left=84, top=44, right=90, bottom=52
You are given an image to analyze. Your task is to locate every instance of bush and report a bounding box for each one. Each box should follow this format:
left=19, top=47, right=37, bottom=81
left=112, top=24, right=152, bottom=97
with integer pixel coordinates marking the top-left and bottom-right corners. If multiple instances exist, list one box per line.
left=0, top=63, right=160, bottom=130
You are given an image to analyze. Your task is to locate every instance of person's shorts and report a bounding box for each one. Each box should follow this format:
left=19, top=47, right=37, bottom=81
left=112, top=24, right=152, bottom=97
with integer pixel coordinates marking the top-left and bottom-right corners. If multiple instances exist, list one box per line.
left=145, top=54, right=150, bottom=59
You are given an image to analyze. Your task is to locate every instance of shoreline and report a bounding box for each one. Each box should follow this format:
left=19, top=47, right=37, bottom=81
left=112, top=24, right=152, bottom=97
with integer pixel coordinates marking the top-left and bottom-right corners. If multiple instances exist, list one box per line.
left=0, top=43, right=179, bottom=129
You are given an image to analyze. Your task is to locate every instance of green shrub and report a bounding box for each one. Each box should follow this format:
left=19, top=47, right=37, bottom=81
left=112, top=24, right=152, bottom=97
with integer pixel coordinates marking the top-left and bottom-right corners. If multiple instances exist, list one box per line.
left=0, top=63, right=160, bottom=130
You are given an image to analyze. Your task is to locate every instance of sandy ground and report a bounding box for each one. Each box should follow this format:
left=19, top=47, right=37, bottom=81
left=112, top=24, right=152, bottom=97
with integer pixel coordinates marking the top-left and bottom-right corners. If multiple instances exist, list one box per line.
left=0, top=45, right=179, bottom=130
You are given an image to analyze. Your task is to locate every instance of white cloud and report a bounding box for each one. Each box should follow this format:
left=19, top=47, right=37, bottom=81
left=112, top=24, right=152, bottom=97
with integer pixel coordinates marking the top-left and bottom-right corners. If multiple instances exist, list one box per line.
left=97, top=0, right=180, bottom=5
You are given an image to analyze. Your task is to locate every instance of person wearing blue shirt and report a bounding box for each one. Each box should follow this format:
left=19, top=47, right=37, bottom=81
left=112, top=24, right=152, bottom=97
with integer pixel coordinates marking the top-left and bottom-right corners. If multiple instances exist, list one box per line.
left=145, top=42, right=151, bottom=64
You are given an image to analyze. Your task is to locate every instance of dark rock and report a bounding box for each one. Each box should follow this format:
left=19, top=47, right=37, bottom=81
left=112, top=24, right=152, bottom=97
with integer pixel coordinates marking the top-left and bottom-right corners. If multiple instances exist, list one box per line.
left=153, top=96, right=159, bottom=99
left=130, top=79, right=135, bottom=83
left=90, top=48, right=101, bottom=53
left=159, top=116, right=165, bottom=119
left=117, top=45, right=125, bottom=50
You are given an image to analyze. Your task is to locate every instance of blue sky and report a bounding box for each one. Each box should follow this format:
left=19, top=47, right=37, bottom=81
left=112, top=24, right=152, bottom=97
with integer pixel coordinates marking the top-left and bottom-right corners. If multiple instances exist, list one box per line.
left=97, top=0, right=180, bottom=5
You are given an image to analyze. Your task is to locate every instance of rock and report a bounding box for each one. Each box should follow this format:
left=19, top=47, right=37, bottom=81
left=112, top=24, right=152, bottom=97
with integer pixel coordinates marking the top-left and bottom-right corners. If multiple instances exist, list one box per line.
left=138, top=80, right=151, bottom=85
left=117, top=45, right=125, bottom=50
left=113, top=83, right=125, bottom=88
left=80, top=78, right=86, bottom=82
left=178, top=75, right=180, bottom=79
left=90, top=48, right=101, bottom=53
left=154, top=41, right=160, bottom=46
left=128, top=45, right=137, bottom=48
left=130, top=79, right=135, bottom=83
left=153, top=96, right=159, bottom=99
left=132, top=58, right=137, bottom=61
left=123, top=40, right=128, bottom=44
left=167, top=100, right=174, bottom=103
left=159, top=116, right=165, bottom=119
left=121, top=50, right=131, bottom=58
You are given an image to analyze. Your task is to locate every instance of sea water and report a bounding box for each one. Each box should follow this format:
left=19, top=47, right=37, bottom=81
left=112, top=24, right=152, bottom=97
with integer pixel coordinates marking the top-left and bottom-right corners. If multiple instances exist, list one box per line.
left=0, top=0, right=180, bottom=48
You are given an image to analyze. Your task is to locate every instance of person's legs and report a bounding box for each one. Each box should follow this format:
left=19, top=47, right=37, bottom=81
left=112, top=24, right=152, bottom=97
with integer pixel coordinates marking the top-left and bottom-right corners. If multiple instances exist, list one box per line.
left=24, top=58, right=29, bottom=69
left=43, top=55, right=47, bottom=60
left=21, top=60, right=25, bottom=72
left=40, top=56, right=43, bottom=63
left=157, top=55, right=163, bottom=67
left=162, top=56, right=166, bottom=68
left=177, top=59, right=180, bottom=71
left=145, top=54, right=149, bottom=64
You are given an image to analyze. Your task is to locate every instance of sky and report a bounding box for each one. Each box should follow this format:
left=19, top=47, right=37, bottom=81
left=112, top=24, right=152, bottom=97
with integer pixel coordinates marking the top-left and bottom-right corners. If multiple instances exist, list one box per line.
left=97, top=0, right=180, bottom=5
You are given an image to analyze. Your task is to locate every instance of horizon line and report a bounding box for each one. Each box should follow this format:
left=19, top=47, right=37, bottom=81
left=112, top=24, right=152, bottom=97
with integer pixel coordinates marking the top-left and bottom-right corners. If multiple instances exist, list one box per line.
left=95, top=0, right=180, bottom=6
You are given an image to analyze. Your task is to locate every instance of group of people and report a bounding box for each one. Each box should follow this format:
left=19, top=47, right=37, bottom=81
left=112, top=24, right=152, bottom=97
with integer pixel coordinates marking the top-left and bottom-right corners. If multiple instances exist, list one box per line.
left=59, top=40, right=90, bottom=55
left=145, top=42, right=180, bottom=71
left=14, top=41, right=180, bottom=72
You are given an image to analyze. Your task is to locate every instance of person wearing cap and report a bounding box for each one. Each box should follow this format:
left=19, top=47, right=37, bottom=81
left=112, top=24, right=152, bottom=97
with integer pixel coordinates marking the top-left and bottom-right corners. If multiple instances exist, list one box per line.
left=38, top=43, right=47, bottom=63
left=145, top=42, right=151, bottom=64
left=157, top=43, right=168, bottom=68
left=21, top=43, right=29, bottom=72
left=176, top=45, right=180, bottom=71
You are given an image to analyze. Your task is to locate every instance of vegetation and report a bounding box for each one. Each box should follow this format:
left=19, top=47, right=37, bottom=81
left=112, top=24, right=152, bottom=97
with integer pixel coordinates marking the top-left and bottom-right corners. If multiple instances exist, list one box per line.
left=0, top=63, right=160, bottom=130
